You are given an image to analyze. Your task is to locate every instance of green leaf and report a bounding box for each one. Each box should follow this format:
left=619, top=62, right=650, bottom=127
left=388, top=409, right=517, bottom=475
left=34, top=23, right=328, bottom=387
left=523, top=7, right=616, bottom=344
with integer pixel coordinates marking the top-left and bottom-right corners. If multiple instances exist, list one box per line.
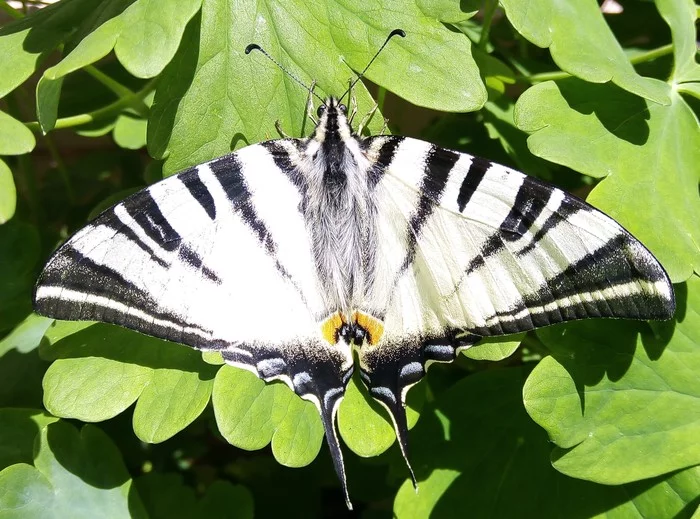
left=656, top=0, right=700, bottom=86
left=41, top=320, right=95, bottom=348
left=212, top=365, right=324, bottom=467
left=0, top=314, right=54, bottom=357
left=499, top=0, right=669, bottom=104
left=523, top=278, right=700, bottom=484
left=472, top=49, right=516, bottom=99
left=463, top=333, right=523, bottom=361
left=0, top=160, right=16, bottom=224
left=149, top=0, right=486, bottom=174
left=481, top=99, right=554, bottom=178
left=394, top=367, right=700, bottom=518
left=35, top=76, right=65, bottom=134
left=42, top=323, right=217, bottom=443
left=44, top=0, right=202, bottom=81
left=0, top=409, right=58, bottom=470
left=338, top=375, right=422, bottom=458
left=135, top=473, right=254, bottom=519
left=415, top=0, right=480, bottom=23
left=514, top=79, right=699, bottom=282
left=0, top=111, right=35, bottom=156
left=0, top=0, right=94, bottom=97
left=113, top=113, right=147, bottom=149
left=339, top=376, right=396, bottom=457
left=0, top=421, right=148, bottom=518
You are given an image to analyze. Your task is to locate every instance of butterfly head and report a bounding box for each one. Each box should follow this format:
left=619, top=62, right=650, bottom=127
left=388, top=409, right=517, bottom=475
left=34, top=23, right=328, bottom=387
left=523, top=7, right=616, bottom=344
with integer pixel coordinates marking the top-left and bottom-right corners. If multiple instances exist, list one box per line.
left=311, top=97, right=353, bottom=143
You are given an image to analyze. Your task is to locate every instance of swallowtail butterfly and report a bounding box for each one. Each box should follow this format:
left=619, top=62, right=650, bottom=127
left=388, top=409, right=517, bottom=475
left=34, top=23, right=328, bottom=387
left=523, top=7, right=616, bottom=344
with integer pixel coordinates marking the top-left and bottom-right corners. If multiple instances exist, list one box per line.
left=33, top=30, right=675, bottom=508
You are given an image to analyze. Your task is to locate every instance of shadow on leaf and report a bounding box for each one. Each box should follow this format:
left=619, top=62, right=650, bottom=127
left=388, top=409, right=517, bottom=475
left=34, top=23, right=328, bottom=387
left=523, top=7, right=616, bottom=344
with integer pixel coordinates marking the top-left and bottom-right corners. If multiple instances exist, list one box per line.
left=46, top=322, right=217, bottom=378
left=557, top=79, right=651, bottom=146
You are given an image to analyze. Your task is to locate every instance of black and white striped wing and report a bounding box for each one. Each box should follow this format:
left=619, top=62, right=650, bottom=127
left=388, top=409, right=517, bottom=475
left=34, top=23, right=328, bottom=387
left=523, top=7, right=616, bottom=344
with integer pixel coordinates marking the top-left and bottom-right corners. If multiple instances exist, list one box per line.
left=358, top=136, right=675, bottom=459
left=34, top=143, right=353, bottom=465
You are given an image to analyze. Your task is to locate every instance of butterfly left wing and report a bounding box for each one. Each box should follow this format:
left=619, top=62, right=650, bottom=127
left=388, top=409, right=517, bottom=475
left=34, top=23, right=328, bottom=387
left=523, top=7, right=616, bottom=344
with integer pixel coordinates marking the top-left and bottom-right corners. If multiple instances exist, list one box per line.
left=33, top=142, right=355, bottom=503
left=357, top=136, right=675, bottom=472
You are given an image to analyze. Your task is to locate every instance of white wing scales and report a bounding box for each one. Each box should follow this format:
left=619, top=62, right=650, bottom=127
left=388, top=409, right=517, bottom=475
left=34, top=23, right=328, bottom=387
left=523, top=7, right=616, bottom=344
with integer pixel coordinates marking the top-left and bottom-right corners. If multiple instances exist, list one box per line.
left=367, top=136, right=673, bottom=343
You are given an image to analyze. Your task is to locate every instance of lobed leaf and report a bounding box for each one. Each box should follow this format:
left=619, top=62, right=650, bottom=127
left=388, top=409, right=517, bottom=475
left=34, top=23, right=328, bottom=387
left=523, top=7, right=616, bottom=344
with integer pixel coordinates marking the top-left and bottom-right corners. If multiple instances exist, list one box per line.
left=515, top=78, right=699, bottom=282
left=524, top=278, right=700, bottom=484
left=0, top=421, right=147, bottom=518
left=394, top=367, right=700, bottom=518
left=42, top=323, right=217, bottom=443
left=212, top=365, right=324, bottom=468
left=0, top=0, right=95, bottom=97
left=148, top=0, right=486, bottom=174
left=499, top=0, right=669, bottom=104
left=44, top=0, right=202, bottom=81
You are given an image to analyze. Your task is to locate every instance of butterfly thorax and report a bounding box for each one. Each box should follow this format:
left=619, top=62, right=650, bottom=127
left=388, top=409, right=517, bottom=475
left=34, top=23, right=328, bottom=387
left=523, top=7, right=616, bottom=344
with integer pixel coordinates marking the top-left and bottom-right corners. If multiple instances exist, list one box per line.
left=303, top=98, right=377, bottom=317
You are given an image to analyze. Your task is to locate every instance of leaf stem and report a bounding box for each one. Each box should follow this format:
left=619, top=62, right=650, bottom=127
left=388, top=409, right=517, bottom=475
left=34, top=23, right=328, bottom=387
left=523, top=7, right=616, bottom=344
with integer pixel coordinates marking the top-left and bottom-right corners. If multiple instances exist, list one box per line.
left=24, top=78, right=157, bottom=132
left=478, top=0, right=499, bottom=50
left=519, top=43, right=675, bottom=83
left=83, top=66, right=135, bottom=101
left=629, top=43, right=673, bottom=65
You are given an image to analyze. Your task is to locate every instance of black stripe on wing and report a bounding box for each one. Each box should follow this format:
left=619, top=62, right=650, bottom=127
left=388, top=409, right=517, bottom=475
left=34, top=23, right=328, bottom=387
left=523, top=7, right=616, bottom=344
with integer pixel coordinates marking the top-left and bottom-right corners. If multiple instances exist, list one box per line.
left=466, top=176, right=556, bottom=274
left=456, top=156, right=490, bottom=212
left=127, top=190, right=182, bottom=251
left=35, top=246, right=212, bottom=347
left=365, top=136, right=403, bottom=188
left=207, top=153, right=300, bottom=289
left=209, top=155, right=276, bottom=255
left=470, top=233, right=675, bottom=336
left=178, top=244, right=221, bottom=284
left=402, top=146, right=459, bottom=270
left=100, top=209, right=169, bottom=269
left=180, top=166, right=217, bottom=219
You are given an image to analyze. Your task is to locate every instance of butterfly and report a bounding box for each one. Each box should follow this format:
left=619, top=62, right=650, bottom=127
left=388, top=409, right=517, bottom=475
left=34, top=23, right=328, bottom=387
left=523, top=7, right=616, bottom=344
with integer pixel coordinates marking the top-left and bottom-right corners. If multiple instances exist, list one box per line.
left=33, top=30, right=675, bottom=508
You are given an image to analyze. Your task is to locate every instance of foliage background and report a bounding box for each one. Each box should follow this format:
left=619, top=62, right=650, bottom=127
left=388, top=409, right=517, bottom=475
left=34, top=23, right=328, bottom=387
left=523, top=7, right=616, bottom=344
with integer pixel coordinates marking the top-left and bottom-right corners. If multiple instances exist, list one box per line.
left=0, top=0, right=699, bottom=517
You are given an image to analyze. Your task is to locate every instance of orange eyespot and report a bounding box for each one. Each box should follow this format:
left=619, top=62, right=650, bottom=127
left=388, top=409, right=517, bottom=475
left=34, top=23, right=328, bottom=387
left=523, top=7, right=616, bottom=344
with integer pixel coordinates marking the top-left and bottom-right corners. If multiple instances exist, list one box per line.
left=353, top=311, right=384, bottom=345
left=320, top=312, right=345, bottom=345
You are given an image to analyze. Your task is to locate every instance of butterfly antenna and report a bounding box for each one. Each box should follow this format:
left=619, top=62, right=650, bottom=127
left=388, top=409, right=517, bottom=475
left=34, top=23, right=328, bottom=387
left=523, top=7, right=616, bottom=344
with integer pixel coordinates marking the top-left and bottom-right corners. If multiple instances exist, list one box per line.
left=340, top=28, right=405, bottom=102
left=245, top=43, right=326, bottom=105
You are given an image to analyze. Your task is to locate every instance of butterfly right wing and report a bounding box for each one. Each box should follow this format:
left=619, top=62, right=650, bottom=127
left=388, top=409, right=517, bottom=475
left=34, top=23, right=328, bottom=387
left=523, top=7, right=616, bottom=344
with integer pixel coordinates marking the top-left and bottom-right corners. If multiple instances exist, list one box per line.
left=357, top=135, right=674, bottom=475
left=33, top=141, right=355, bottom=502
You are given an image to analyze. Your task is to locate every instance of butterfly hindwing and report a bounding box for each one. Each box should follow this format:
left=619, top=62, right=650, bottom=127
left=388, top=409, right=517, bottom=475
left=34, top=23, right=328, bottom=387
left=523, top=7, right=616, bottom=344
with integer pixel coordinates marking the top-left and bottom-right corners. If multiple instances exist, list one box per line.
left=357, top=135, right=675, bottom=466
